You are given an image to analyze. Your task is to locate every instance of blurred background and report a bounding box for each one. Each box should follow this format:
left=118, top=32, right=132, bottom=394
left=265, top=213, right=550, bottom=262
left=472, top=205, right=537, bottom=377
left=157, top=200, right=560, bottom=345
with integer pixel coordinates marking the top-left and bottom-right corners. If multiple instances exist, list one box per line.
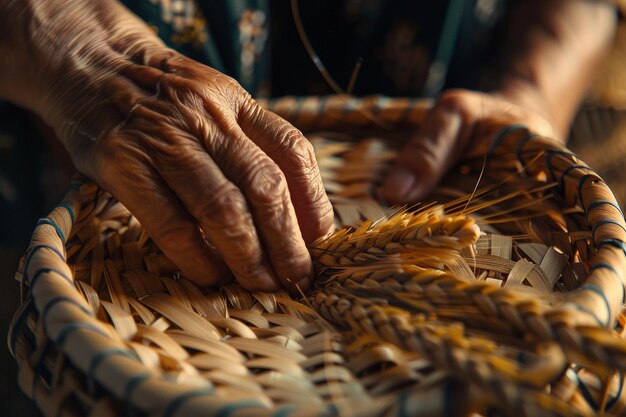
left=2, top=5, right=626, bottom=417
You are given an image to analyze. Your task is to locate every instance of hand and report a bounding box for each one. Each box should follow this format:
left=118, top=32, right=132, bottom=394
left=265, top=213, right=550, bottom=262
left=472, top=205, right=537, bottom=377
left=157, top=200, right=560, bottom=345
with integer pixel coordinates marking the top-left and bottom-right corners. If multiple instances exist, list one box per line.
left=381, top=88, right=557, bottom=203
left=0, top=0, right=334, bottom=292
left=381, top=0, right=616, bottom=205
left=82, top=53, right=334, bottom=293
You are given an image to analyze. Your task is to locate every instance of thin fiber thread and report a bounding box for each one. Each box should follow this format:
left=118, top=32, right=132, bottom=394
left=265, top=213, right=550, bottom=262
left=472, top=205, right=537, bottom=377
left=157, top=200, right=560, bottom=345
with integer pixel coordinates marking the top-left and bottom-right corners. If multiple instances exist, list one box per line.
left=9, top=96, right=626, bottom=417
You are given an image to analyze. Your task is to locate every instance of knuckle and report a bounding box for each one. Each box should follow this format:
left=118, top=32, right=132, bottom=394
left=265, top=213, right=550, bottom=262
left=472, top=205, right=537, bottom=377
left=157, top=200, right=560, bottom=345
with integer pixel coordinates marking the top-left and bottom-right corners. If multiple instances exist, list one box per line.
left=238, top=87, right=253, bottom=103
left=235, top=257, right=268, bottom=279
left=315, top=191, right=335, bottom=225
left=212, top=73, right=248, bottom=103
left=245, top=161, right=289, bottom=206
left=302, top=174, right=332, bottom=213
left=90, top=136, right=145, bottom=186
left=274, top=124, right=310, bottom=154
left=272, top=244, right=311, bottom=275
left=155, top=138, right=205, bottom=171
left=241, top=98, right=263, bottom=124
left=196, top=182, right=249, bottom=229
left=435, top=89, right=473, bottom=118
left=406, top=140, right=439, bottom=175
left=155, top=221, right=198, bottom=252
left=215, top=72, right=241, bottom=88
left=276, top=127, right=320, bottom=181
left=285, top=130, right=317, bottom=168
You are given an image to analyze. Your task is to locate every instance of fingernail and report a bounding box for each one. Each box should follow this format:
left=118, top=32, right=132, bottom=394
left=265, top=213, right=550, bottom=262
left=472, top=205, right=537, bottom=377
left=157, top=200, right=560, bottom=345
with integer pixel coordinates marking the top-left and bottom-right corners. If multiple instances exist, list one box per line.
left=383, top=167, right=416, bottom=202
left=288, top=275, right=311, bottom=296
left=324, top=222, right=336, bottom=237
left=238, top=266, right=282, bottom=292
left=288, top=263, right=314, bottom=296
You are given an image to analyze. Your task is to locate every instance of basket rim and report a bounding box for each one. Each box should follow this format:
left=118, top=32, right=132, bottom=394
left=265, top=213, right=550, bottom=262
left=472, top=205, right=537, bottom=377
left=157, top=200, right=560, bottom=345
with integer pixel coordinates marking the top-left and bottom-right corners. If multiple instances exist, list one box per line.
left=9, top=95, right=626, bottom=417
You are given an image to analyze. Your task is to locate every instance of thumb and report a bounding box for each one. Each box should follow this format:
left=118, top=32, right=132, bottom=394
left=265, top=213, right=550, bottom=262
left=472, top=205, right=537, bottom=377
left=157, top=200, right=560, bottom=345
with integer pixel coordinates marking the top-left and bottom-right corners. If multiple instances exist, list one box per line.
left=382, top=103, right=466, bottom=203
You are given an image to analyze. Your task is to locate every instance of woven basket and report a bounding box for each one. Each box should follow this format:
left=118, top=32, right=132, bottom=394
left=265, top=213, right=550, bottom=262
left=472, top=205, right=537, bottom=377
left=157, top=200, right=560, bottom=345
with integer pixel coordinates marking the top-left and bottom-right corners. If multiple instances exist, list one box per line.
left=9, top=96, right=626, bottom=417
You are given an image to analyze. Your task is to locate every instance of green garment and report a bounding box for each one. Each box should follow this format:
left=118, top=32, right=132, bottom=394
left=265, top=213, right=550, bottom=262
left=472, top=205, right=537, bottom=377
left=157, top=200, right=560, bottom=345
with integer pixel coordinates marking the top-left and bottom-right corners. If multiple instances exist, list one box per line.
left=120, top=0, right=271, bottom=95
left=118, top=0, right=510, bottom=97
left=1, top=0, right=510, bottom=244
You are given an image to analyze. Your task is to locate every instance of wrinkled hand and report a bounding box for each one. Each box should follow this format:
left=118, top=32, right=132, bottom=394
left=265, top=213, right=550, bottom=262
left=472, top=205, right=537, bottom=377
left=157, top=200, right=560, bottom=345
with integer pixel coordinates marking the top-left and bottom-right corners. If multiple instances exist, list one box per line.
left=0, top=0, right=333, bottom=292
left=382, top=88, right=558, bottom=203
left=81, top=54, right=333, bottom=292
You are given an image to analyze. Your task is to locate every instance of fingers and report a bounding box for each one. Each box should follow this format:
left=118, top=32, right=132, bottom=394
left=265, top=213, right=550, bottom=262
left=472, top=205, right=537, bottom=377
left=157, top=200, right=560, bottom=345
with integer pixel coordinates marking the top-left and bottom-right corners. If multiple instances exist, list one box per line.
left=84, top=59, right=328, bottom=293
left=382, top=90, right=472, bottom=203
left=95, top=144, right=231, bottom=287
left=202, top=120, right=314, bottom=293
left=141, top=127, right=279, bottom=292
left=147, top=120, right=312, bottom=293
left=239, top=104, right=335, bottom=243
left=382, top=89, right=555, bottom=204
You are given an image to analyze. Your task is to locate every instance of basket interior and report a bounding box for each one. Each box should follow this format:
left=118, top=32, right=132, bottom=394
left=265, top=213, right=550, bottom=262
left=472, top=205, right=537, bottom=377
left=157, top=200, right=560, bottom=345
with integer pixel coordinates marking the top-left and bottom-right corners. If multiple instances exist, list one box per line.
left=9, top=97, right=626, bottom=417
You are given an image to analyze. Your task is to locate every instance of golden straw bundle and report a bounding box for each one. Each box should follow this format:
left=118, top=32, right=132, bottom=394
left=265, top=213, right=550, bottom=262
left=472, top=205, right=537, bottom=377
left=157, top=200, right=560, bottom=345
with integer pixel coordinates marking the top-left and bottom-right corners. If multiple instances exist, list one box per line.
left=9, top=96, right=626, bottom=417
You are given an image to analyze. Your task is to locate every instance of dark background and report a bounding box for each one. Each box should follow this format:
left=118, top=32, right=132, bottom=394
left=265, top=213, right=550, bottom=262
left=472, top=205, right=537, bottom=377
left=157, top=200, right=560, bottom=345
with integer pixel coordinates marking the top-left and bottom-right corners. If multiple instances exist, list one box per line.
left=2, top=13, right=626, bottom=417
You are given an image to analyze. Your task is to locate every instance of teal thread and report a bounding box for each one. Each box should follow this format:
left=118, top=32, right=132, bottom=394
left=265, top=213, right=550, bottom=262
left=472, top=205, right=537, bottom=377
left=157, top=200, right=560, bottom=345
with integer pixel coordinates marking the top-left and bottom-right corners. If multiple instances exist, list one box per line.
left=37, top=218, right=66, bottom=242
left=59, top=203, right=76, bottom=223
left=581, top=284, right=612, bottom=326
left=216, top=400, right=267, bottom=417
left=161, top=387, right=215, bottom=417
left=55, top=322, right=109, bottom=348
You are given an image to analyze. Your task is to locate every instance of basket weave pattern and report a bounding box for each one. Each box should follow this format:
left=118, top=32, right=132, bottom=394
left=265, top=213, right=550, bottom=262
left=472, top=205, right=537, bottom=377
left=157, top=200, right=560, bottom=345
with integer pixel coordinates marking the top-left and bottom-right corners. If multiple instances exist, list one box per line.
left=9, top=96, right=626, bottom=417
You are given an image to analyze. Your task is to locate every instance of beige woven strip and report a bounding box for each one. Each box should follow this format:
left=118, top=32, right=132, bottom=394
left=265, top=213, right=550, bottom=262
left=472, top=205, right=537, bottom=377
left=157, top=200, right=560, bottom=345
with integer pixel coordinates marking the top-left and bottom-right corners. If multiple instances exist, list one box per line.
left=9, top=96, right=626, bottom=417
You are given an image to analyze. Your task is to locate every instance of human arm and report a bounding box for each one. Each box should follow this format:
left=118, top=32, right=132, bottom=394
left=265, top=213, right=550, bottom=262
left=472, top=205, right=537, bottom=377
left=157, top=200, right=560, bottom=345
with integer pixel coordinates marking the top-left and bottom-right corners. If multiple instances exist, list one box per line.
left=382, top=0, right=618, bottom=203
left=0, top=0, right=334, bottom=292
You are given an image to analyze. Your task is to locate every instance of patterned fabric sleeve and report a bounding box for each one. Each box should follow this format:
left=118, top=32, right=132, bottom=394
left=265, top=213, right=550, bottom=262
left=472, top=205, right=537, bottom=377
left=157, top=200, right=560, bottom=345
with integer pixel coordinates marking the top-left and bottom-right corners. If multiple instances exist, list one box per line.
left=119, top=0, right=270, bottom=95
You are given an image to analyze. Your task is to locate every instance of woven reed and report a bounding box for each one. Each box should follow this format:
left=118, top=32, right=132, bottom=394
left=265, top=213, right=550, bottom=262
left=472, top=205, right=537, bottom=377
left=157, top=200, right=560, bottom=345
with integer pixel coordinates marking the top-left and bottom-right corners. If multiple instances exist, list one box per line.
left=9, top=96, right=626, bottom=417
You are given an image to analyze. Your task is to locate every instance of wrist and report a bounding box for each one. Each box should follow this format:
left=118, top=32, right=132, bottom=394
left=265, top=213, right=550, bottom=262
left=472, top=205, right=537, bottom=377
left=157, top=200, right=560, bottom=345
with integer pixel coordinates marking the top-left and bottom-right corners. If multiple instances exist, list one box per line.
left=39, top=42, right=164, bottom=150
left=0, top=0, right=166, bottom=145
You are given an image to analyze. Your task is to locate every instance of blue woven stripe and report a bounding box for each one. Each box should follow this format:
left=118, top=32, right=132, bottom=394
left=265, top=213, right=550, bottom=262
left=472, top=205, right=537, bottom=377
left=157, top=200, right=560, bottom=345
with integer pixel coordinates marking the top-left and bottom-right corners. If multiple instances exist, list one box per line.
left=374, top=96, right=391, bottom=113
left=313, top=95, right=331, bottom=125
left=590, top=262, right=625, bottom=304
left=272, top=405, right=296, bottom=417
left=592, top=219, right=626, bottom=245
left=487, top=124, right=528, bottom=155
left=558, top=164, right=590, bottom=194
left=545, top=149, right=577, bottom=184
left=291, top=96, right=305, bottom=117
left=596, top=239, right=626, bottom=256
left=69, top=181, right=82, bottom=190
left=514, top=132, right=540, bottom=165
left=398, top=98, right=420, bottom=124
left=23, top=244, right=66, bottom=283
left=578, top=174, right=598, bottom=214
left=395, top=382, right=454, bottom=417
left=397, top=392, right=410, bottom=417
left=587, top=200, right=625, bottom=218
left=37, top=218, right=66, bottom=242
left=29, top=267, right=74, bottom=289
left=59, top=203, right=76, bottom=224
left=571, top=303, right=603, bottom=327
left=87, top=348, right=137, bottom=394
left=591, top=262, right=621, bottom=275
left=581, top=284, right=612, bottom=327
left=123, top=373, right=151, bottom=404
left=215, top=400, right=268, bottom=417
left=443, top=380, right=454, bottom=416
left=42, top=296, right=93, bottom=320
left=161, top=387, right=215, bottom=417
left=55, top=322, right=110, bottom=348
left=606, top=372, right=624, bottom=411
left=577, top=372, right=599, bottom=411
